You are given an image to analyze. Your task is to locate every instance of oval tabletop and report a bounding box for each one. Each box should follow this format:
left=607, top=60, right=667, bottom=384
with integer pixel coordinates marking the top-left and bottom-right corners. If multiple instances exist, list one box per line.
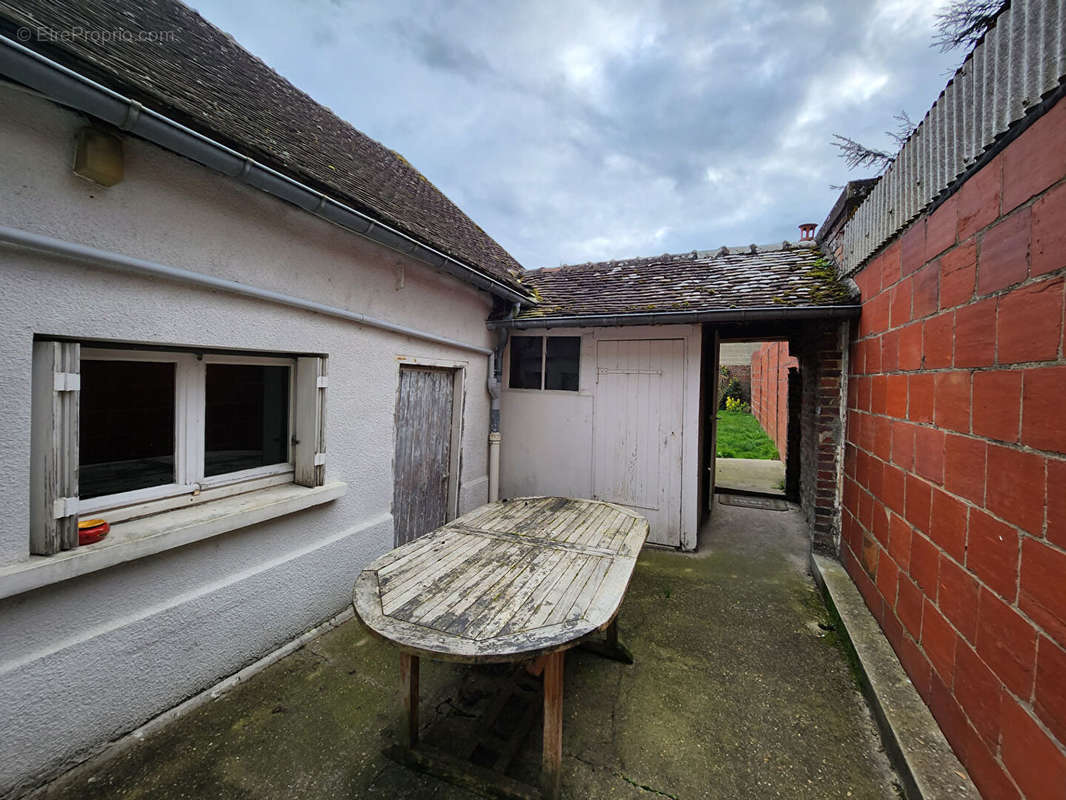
left=353, top=496, right=649, bottom=663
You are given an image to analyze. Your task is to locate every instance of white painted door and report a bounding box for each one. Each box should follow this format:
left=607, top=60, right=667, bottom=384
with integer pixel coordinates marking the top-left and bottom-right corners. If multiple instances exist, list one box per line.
left=592, top=339, right=685, bottom=547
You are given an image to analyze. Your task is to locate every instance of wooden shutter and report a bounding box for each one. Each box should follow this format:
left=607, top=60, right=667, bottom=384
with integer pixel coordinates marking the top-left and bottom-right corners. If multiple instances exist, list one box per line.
left=30, top=340, right=80, bottom=554
left=294, top=356, right=327, bottom=487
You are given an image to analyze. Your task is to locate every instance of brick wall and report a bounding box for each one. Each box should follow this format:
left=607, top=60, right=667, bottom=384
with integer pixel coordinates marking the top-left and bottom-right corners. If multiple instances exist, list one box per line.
left=795, top=324, right=847, bottom=553
left=841, top=97, right=1066, bottom=799
left=750, top=342, right=796, bottom=459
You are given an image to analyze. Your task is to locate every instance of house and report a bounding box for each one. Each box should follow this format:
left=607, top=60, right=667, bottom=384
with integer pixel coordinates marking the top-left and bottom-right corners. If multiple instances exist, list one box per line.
left=497, top=244, right=858, bottom=550
left=0, top=0, right=536, bottom=793
left=1, top=0, right=1064, bottom=797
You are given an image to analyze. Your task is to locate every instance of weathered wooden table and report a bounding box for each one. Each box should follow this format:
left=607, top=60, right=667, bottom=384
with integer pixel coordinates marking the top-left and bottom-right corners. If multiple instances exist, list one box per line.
left=353, top=496, right=649, bottom=799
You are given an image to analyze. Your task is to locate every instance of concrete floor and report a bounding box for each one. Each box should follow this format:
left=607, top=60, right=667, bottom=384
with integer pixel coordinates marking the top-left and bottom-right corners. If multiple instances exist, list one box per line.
left=40, top=501, right=901, bottom=800
left=715, top=457, right=786, bottom=494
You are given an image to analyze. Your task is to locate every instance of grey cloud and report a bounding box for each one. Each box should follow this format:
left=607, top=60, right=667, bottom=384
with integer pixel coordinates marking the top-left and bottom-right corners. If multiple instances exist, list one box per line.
left=189, top=0, right=961, bottom=268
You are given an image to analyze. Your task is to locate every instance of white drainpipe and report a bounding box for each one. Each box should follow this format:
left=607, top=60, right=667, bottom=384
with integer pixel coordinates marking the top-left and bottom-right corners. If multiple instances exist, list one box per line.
left=486, top=320, right=515, bottom=502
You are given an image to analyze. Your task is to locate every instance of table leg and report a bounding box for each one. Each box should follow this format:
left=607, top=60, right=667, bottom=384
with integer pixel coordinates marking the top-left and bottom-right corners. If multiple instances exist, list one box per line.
left=541, top=650, right=564, bottom=800
left=606, top=618, right=619, bottom=649
left=578, top=618, right=634, bottom=664
left=401, top=652, right=419, bottom=748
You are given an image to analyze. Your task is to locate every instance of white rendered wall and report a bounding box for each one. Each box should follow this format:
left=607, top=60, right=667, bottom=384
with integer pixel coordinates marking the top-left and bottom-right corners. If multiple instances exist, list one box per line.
left=499, top=325, right=702, bottom=551
left=0, top=89, right=496, bottom=794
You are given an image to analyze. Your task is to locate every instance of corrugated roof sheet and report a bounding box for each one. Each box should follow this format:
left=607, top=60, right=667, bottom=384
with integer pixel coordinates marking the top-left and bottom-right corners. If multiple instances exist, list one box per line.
left=839, top=0, right=1066, bottom=274
left=0, top=0, right=528, bottom=293
left=516, top=243, right=857, bottom=320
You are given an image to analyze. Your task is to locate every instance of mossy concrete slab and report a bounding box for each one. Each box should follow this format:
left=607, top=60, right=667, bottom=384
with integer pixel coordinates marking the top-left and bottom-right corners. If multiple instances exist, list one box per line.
left=811, top=554, right=979, bottom=800
left=37, top=501, right=901, bottom=800
left=715, top=457, right=786, bottom=494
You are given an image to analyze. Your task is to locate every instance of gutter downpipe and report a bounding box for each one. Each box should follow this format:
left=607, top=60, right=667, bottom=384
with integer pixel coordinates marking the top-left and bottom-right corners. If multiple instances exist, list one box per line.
left=0, top=225, right=494, bottom=355
left=0, top=35, right=530, bottom=307
left=486, top=304, right=519, bottom=502
left=486, top=305, right=862, bottom=329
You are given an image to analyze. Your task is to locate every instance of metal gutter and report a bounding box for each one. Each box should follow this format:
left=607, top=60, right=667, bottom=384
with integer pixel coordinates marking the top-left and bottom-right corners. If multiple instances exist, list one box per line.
left=0, top=34, right=532, bottom=306
left=0, top=225, right=494, bottom=356
left=487, top=305, right=862, bottom=329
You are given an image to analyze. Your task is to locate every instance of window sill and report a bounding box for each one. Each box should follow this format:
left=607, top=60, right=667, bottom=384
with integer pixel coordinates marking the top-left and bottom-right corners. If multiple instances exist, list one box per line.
left=0, top=481, right=347, bottom=600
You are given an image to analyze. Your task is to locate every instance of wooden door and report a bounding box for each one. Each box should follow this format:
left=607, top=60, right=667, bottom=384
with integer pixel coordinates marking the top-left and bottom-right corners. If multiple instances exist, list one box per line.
left=592, top=339, right=685, bottom=547
left=393, top=366, right=455, bottom=546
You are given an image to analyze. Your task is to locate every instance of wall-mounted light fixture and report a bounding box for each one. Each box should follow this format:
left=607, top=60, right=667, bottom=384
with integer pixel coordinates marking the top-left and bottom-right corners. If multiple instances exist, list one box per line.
left=73, top=126, right=124, bottom=186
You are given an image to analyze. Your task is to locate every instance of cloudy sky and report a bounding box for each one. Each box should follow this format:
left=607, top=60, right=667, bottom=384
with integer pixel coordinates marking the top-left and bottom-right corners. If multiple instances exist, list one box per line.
left=189, top=0, right=962, bottom=270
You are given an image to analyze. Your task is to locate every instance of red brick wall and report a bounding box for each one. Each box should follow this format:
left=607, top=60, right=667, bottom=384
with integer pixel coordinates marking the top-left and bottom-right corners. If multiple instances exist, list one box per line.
left=751, top=341, right=797, bottom=459
left=841, top=97, right=1066, bottom=799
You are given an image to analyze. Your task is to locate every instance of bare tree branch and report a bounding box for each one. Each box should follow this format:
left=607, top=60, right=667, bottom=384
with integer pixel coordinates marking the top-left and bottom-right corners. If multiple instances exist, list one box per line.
left=932, top=0, right=1006, bottom=52
left=830, top=135, right=895, bottom=174
left=888, top=111, right=916, bottom=147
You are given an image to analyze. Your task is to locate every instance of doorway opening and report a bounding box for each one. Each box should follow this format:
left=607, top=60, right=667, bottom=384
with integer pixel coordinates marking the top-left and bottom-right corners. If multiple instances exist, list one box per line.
left=701, top=335, right=801, bottom=508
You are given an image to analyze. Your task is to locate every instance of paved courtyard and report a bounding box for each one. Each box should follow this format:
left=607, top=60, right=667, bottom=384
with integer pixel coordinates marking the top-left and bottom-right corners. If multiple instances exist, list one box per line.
left=41, top=501, right=900, bottom=800
left=715, top=457, right=786, bottom=495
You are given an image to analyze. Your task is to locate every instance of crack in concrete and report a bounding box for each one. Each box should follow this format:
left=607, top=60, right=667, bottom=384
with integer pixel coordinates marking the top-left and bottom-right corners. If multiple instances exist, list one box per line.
left=570, top=752, right=678, bottom=800
left=618, top=773, right=680, bottom=799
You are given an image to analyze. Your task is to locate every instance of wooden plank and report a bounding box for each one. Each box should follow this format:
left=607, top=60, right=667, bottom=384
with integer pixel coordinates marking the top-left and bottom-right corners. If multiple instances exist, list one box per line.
left=435, top=547, right=541, bottom=638
left=542, top=556, right=606, bottom=627
left=517, top=553, right=590, bottom=631
left=574, top=506, right=624, bottom=549
left=493, top=550, right=584, bottom=637
left=565, top=557, right=613, bottom=622
left=425, top=544, right=538, bottom=636
left=538, top=500, right=593, bottom=542
left=595, top=514, right=637, bottom=552
left=562, top=502, right=616, bottom=546
left=582, top=557, right=639, bottom=629
left=541, top=651, right=564, bottom=800
left=464, top=547, right=570, bottom=641
left=382, top=534, right=489, bottom=613
left=407, top=541, right=527, bottom=626
left=30, top=340, right=80, bottom=554
left=353, top=497, right=650, bottom=663
left=475, top=498, right=551, bottom=534
left=419, top=541, right=532, bottom=631
left=393, top=366, right=454, bottom=546
left=386, top=537, right=500, bottom=620
left=448, top=524, right=618, bottom=558
left=401, top=653, right=419, bottom=748
left=375, top=528, right=456, bottom=571
left=540, top=556, right=604, bottom=628
left=294, top=356, right=326, bottom=488
left=384, top=744, right=542, bottom=800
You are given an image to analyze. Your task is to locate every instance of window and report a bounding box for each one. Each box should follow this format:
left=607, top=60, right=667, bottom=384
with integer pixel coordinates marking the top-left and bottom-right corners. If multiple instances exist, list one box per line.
left=29, top=341, right=328, bottom=556
left=508, top=335, right=580, bottom=391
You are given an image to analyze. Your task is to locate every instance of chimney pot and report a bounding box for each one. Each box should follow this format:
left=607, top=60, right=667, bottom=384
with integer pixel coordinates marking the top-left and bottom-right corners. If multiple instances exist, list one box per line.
left=798, top=223, right=817, bottom=241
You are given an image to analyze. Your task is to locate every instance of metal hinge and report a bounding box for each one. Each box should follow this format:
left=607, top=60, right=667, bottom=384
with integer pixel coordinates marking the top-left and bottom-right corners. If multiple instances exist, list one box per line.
left=53, top=373, right=81, bottom=391
left=53, top=496, right=79, bottom=519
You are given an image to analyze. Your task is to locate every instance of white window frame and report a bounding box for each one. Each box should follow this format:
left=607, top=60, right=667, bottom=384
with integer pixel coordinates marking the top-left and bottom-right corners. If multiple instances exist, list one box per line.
left=30, top=341, right=328, bottom=555
left=77, top=348, right=296, bottom=516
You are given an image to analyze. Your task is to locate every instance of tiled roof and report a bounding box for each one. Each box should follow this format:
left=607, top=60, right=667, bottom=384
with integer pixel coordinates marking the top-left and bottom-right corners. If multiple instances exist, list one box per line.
left=0, top=0, right=528, bottom=294
left=516, top=242, right=857, bottom=320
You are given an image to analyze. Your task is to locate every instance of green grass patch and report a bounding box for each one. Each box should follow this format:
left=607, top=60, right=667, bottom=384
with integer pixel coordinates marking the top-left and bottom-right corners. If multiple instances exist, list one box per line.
left=716, top=410, right=780, bottom=460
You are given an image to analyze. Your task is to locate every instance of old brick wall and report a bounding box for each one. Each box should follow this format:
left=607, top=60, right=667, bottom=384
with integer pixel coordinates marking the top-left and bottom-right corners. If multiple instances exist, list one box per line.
left=841, top=97, right=1066, bottom=799
left=750, top=341, right=797, bottom=459
left=795, top=324, right=847, bottom=553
